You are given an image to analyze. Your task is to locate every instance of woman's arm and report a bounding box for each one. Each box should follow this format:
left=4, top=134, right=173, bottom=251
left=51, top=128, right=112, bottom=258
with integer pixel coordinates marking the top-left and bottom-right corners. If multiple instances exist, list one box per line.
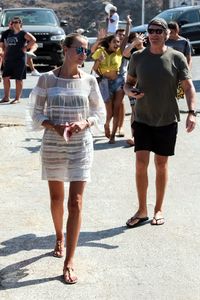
left=90, top=28, right=106, bottom=54
left=27, top=75, right=49, bottom=131
left=123, top=43, right=135, bottom=58
left=91, top=51, right=105, bottom=76
left=120, top=15, right=132, bottom=52
left=88, top=77, right=106, bottom=129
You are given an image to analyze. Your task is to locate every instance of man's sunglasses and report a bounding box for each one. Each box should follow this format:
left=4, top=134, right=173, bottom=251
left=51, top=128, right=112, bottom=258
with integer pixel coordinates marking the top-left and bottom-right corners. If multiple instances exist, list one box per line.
left=147, top=28, right=164, bottom=35
left=12, top=21, right=21, bottom=24
left=71, top=47, right=91, bottom=56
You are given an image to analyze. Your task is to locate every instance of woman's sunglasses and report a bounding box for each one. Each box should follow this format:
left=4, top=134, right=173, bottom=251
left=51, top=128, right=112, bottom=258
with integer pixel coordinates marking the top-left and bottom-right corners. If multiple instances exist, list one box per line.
left=12, top=21, right=21, bottom=24
left=147, top=28, right=164, bottom=35
left=70, top=47, right=91, bottom=56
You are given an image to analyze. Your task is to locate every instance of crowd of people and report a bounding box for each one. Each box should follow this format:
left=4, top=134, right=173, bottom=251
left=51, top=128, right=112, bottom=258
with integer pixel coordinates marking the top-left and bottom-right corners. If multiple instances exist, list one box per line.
left=1, top=7, right=197, bottom=285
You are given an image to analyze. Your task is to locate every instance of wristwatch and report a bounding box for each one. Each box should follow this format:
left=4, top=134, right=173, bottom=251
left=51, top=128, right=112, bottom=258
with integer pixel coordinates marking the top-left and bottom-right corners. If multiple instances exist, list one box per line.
left=188, top=110, right=197, bottom=116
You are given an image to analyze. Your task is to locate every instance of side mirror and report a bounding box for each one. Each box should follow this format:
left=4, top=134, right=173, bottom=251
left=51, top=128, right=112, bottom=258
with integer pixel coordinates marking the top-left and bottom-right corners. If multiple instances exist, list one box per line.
left=60, top=20, right=68, bottom=27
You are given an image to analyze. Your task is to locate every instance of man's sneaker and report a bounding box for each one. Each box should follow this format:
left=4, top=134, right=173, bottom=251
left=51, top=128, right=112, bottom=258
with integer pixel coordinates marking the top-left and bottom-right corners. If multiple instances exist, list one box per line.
left=31, top=69, right=40, bottom=76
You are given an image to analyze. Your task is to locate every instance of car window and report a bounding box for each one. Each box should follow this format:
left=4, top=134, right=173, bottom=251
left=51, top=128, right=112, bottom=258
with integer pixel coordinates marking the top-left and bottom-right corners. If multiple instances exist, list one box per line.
left=180, top=10, right=200, bottom=23
left=1, top=10, right=59, bottom=27
left=156, top=10, right=185, bottom=22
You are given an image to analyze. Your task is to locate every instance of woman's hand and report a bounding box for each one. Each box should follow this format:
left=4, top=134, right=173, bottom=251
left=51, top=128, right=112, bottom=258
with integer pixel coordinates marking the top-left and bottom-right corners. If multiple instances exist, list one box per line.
left=22, top=46, right=28, bottom=53
left=54, top=124, right=68, bottom=136
left=126, top=15, right=132, bottom=25
left=97, top=28, right=106, bottom=40
left=98, top=52, right=105, bottom=63
left=49, top=120, right=90, bottom=137
left=69, top=120, right=89, bottom=134
left=132, top=34, right=145, bottom=47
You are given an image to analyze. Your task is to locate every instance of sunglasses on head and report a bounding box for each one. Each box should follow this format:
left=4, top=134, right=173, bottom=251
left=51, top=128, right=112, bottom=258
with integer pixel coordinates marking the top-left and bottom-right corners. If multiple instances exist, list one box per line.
left=148, top=28, right=164, bottom=34
left=71, top=46, right=91, bottom=56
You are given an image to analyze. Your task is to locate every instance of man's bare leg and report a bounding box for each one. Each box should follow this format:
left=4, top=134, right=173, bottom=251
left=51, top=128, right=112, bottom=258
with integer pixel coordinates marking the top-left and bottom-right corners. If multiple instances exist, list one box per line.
left=127, top=150, right=150, bottom=226
left=151, top=154, right=168, bottom=225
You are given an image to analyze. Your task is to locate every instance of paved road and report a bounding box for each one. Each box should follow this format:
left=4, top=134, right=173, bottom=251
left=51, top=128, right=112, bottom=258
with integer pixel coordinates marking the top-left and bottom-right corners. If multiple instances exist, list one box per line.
left=0, top=59, right=200, bottom=299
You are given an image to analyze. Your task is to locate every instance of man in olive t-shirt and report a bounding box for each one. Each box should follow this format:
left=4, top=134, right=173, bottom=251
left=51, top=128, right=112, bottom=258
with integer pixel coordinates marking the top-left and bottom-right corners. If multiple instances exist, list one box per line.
left=124, top=18, right=196, bottom=227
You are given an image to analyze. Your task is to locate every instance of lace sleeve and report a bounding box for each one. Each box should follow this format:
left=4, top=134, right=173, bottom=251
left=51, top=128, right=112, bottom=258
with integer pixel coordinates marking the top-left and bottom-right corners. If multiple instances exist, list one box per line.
left=88, top=75, right=106, bottom=131
left=26, top=74, right=49, bottom=131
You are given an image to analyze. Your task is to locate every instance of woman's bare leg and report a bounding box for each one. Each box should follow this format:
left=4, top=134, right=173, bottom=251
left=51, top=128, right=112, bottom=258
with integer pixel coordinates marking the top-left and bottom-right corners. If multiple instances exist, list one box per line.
left=110, top=89, right=124, bottom=142
left=64, top=181, right=86, bottom=267
left=104, top=100, right=113, bottom=138
left=63, top=181, right=86, bottom=283
left=48, top=181, right=65, bottom=241
left=117, top=99, right=125, bottom=135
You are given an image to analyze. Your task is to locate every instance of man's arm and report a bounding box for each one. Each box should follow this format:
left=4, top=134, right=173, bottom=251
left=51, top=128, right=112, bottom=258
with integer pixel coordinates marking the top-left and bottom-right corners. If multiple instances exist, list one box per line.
left=181, top=78, right=196, bottom=132
left=182, top=78, right=196, bottom=110
left=24, top=32, right=36, bottom=52
left=186, top=54, right=192, bottom=69
left=124, top=74, right=144, bottom=99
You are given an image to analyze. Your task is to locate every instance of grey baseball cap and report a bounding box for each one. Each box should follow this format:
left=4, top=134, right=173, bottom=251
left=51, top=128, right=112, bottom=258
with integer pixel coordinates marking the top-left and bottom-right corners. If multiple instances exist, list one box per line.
left=148, top=18, right=168, bottom=30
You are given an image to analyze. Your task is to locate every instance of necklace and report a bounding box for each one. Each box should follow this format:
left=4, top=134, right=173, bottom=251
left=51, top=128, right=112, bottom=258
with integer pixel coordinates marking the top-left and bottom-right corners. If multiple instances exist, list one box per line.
left=57, top=66, right=81, bottom=79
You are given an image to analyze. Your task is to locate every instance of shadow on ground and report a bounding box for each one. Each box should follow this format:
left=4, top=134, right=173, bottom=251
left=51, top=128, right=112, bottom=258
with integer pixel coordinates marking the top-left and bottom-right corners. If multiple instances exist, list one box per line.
left=0, top=88, right=32, bottom=99
left=0, top=226, right=127, bottom=289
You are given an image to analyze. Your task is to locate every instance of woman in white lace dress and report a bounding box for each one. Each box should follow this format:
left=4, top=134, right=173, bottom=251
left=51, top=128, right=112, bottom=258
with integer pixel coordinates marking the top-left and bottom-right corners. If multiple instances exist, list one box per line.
left=28, top=33, right=105, bottom=284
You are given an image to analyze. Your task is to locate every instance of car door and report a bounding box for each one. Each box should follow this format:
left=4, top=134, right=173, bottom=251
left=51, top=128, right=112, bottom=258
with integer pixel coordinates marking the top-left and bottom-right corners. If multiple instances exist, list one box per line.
left=179, top=9, right=200, bottom=44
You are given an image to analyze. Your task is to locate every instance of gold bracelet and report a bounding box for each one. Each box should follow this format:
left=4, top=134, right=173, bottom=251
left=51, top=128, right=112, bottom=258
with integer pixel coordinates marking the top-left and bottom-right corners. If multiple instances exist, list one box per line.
left=86, top=119, right=91, bottom=128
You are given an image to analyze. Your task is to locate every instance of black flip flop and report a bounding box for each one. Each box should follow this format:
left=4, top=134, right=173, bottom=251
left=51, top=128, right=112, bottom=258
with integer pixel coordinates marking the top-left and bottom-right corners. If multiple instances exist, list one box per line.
left=126, top=216, right=149, bottom=228
left=10, top=99, right=20, bottom=104
left=0, top=97, right=10, bottom=103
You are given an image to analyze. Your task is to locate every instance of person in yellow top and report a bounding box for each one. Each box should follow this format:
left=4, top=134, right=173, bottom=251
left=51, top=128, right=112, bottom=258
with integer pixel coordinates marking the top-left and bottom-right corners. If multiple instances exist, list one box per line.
left=91, top=15, right=131, bottom=144
left=92, top=45, right=122, bottom=76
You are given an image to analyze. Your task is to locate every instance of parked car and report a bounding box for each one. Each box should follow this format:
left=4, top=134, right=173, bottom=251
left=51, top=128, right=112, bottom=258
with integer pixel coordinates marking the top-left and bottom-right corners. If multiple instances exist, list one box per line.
left=131, top=24, right=148, bottom=35
left=131, top=5, right=200, bottom=53
left=0, top=7, right=66, bottom=66
left=156, top=5, right=200, bottom=53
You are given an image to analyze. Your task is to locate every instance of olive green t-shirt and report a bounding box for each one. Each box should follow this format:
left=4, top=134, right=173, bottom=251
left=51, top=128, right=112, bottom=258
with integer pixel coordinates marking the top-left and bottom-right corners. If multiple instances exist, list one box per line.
left=128, top=47, right=191, bottom=126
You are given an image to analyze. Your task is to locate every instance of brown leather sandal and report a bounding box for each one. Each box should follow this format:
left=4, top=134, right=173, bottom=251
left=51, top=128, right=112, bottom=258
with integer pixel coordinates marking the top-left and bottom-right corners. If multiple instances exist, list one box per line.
left=53, top=240, right=64, bottom=258
left=108, top=137, right=115, bottom=144
left=63, top=266, right=78, bottom=284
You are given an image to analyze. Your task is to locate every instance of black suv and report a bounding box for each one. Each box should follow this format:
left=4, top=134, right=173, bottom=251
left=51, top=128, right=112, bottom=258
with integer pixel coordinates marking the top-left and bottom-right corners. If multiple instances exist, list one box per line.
left=132, top=5, right=200, bottom=53
left=0, top=7, right=66, bottom=66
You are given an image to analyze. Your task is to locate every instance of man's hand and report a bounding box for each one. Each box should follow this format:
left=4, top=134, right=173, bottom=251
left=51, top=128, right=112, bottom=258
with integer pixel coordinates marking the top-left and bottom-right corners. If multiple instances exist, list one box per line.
left=186, top=114, right=196, bottom=132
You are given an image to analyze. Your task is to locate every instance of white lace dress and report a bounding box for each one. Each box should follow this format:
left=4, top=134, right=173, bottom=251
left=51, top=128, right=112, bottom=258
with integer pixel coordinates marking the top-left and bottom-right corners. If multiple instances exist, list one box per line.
left=28, top=71, right=105, bottom=182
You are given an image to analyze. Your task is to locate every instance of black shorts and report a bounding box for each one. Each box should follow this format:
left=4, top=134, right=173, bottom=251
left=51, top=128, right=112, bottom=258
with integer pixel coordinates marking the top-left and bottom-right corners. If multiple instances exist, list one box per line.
left=3, top=60, right=26, bottom=80
left=132, top=121, right=178, bottom=156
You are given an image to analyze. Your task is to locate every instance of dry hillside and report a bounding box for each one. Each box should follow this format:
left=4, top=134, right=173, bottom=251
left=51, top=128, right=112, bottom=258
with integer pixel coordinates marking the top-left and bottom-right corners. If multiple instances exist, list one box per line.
left=0, top=0, right=166, bottom=35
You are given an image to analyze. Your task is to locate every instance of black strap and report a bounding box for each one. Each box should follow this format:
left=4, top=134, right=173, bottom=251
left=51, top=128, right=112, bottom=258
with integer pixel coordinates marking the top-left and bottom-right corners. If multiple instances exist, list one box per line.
left=57, top=67, right=62, bottom=78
